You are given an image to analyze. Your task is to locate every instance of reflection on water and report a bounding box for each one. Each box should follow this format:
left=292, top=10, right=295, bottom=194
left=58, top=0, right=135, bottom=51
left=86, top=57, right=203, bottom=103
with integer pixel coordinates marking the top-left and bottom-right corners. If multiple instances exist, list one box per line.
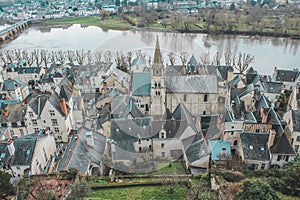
left=0, top=24, right=299, bottom=74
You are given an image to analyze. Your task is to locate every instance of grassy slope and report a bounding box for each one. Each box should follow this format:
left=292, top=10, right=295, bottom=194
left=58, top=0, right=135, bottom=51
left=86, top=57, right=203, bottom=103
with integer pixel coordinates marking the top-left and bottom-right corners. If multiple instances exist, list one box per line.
left=85, top=186, right=187, bottom=200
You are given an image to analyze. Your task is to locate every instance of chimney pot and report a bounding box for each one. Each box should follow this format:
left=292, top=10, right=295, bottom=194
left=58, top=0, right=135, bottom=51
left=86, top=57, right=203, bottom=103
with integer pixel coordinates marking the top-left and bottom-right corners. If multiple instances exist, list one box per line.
left=60, top=98, right=68, bottom=115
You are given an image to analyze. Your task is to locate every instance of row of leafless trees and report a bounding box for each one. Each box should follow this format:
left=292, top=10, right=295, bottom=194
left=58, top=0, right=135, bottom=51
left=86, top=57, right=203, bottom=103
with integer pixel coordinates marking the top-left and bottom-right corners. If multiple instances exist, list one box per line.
left=0, top=49, right=116, bottom=68
left=167, top=51, right=254, bottom=74
left=0, top=49, right=254, bottom=73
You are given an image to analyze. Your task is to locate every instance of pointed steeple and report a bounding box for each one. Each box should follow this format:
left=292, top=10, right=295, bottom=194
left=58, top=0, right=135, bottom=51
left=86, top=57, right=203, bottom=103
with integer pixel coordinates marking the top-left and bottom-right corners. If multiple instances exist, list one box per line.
left=152, top=36, right=163, bottom=76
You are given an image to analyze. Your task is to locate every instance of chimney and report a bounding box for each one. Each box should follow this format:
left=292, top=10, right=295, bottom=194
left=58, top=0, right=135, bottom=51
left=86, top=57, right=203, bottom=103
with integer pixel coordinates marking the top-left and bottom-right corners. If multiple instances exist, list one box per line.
left=7, top=139, right=15, bottom=156
left=102, top=82, right=108, bottom=94
left=3, top=109, right=9, bottom=117
left=60, top=98, right=68, bottom=115
left=86, top=131, right=94, bottom=148
left=261, top=107, right=268, bottom=123
left=268, top=130, right=276, bottom=148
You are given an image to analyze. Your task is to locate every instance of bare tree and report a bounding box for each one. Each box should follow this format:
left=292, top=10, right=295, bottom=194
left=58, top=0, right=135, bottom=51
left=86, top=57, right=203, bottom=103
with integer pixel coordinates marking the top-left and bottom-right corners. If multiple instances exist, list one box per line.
left=126, top=51, right=133, bottom=67
left=0, top=51, right=8, bottom=65
left=213, top=51, right=221, bottom=65
left=168, top=52, right=176, bottom=66
left=233, top=52, right=254, bottom=74
left=67, top=50, right=75, bottom=65
left=94, top=50, right=102, bottom=64
left=180, top=51, right=188, bottom=67
left=22, top=50, right=34, bottom=66
left=104, top=50, right=113, bottom=64
left=49, top=51, right=56, bottom=64
left=200, top=52, right=210, bottom=65
left=224, top=51, right=232, bottom=66
left=115, top=51, right=122, bottom=67
left=5, top=50, right=15, bottom=63
left=14, top=49, right=22, bottom=61
left=33, top=49, right=43, bottom=66
left=76, top=50, right=86, bottom=66
left=87, top=50, right=92, bottom=65
left=148, top=56, right=152, bottom=67
left=40, top=50, right=50, bottom=69
left=56, top=50, right=66, bottom=65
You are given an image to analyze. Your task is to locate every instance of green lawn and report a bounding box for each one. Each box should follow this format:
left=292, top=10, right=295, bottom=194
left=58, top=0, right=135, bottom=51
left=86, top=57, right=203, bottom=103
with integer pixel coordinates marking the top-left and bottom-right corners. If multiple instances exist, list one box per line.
left=85, top=185, right=188, bottom=200
left=153, top=162, right=187, bottom=175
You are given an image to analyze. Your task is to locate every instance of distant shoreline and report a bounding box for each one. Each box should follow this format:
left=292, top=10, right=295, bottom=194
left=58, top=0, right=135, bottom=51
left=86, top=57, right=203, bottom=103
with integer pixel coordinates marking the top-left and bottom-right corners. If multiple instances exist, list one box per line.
left=32, top=21, right=300, bottom=40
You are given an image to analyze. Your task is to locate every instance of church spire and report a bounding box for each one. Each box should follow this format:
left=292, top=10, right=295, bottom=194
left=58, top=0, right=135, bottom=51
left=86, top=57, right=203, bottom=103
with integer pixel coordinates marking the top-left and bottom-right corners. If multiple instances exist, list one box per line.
left=152, top=36, right=163, bottom=76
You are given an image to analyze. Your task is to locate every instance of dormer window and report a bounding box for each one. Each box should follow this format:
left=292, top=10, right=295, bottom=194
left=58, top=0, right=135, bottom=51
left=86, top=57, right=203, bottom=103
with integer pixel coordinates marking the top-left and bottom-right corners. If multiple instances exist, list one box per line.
left=160, top=130, right=166, bottom=138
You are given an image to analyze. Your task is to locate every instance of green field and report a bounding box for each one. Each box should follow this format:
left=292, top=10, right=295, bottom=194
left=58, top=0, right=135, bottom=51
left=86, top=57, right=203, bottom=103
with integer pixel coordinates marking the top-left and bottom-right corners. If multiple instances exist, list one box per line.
left=85, top=185, right=188, bottom=200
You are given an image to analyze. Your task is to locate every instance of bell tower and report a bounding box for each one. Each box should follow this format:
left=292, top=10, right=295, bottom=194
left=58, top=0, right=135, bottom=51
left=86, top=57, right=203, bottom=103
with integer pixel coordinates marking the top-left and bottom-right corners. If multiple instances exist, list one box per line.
left=150, top=36, right=165, bottom=117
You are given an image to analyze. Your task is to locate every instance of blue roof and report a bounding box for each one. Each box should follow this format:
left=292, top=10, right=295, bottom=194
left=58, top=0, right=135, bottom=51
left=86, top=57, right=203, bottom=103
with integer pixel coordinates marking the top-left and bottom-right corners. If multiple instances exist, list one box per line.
left=209, top=140, right=231, bottom=160
left=132, top=72, right=151, bottom=96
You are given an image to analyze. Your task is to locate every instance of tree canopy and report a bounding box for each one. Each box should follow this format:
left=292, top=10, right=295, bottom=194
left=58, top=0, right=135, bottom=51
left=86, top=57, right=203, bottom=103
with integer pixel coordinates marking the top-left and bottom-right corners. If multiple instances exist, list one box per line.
left=0, top=170, right=15, bottom=200
left=236, top=178, right=280, bottom=200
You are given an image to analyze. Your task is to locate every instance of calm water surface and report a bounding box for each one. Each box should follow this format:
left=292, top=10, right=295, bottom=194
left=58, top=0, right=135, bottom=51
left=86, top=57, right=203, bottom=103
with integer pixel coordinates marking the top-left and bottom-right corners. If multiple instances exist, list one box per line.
left=0, top=24, right=299, bottom=74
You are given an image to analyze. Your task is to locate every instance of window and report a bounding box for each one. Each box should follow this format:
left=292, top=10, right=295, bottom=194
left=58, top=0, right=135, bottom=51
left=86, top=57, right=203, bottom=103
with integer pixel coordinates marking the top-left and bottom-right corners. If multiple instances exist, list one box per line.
left=16, top=166, right=20, bottom=170
left=149, top=145, right=152, bottom=150
left=160, top=132, right=165, bottom=138
left=34, top=128, right=39, bottom=133
left=49, top=110, right=55, bottom=117
left=203, top=111, right=206, bottom=115
left=204, top=94, right=208, bottom=102
left=233, top=140, right=238, bottom=146
left=43, top=147, right=47, bottom=162
left=51, top=119, right=58, bottom=126
left=277, top=155, right=282, bottom=161
left=161, top=152, right=165, bottom=158
left=138, top=139, right=141, bottom=144
left=154, top=82, right=157, bottom=88
left=256, top=129, right=260, bottom=133
left=139, top=147, right=142, bottom=152
left=29, top=112, right=34, bottom=117
left=54, top=127, right=60, bottom=133
left=297, top=136, right=300, bottom=141
left=32, top=119, right=37, bottom=126
left=10, top=130, right=14, bottom=137
left=261, top=164, right=265, bottom=170
left=19, top=129, right=24, bottom=136
left=161, top=143, right=164, bottom=148
left=183, top=94, right=187, bottom=102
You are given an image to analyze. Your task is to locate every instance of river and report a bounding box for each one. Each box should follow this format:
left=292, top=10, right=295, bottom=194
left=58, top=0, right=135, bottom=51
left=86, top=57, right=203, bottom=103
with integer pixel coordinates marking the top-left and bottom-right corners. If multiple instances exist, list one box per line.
left=0, top=24, right=299, bottom=74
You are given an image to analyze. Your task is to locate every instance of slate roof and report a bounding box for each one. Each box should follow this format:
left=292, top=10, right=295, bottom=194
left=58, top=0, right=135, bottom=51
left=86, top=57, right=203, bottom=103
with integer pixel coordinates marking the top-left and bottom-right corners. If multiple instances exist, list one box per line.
left=15, top=78, right=27, bottom=89
left=165, top=75, right=217, bottom=94
left=110, top=95, right=144, bottom=119
left=292, top=110, right=300, bottom=131
left=185, top=139, right=210, bottom=166
left=271, top=132, right=295, bottom=155
left=0, top=102, right=27, bottom=123
left=2, top=80, right=20, bottom=91
left=18, top=67, right=41, bottom=74
left=262, top=82, right=283, bottom=93
left=57, top=128, right=106, bottom=173
left=240, top=132, right=270, bottom=161
left=10, top=136, right=37, bottom=166
left=48, top=92, right=70, bottom=117
left=28, top=95, right=50, bottom=116
left=131, top=72, right=151, bottom=96
left=274, top=68, right=300, bottom=82
left=209, top=140, right=231, bottom=160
